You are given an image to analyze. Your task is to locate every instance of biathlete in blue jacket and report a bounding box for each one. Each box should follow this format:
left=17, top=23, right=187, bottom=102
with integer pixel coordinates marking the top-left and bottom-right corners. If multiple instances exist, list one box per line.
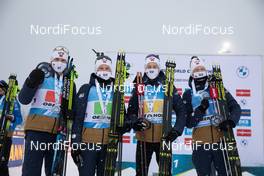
left=0, top=80, right=23, bottom=176
left=127, top=54, right=187, bottom=176
left=19, top=46, right=76, bottom=176
left=182, top=56, right=241, bottom=176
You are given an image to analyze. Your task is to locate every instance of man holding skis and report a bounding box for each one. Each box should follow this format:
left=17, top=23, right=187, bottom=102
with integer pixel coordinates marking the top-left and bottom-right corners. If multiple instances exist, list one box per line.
left=127, top=54, right=186, bottom=176
left=71, top=53, right=141, bottom=176
left=182, top=56, right=241, bottom=176
left=0, top=80, right=22, bottom=176
left=19, top=46, right=75, bottom=176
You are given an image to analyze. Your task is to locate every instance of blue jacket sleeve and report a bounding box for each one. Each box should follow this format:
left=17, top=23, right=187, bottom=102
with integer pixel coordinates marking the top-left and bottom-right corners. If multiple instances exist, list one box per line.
left=71, top=84, right=89, bottom=144
left=172, top=87, right=187, bottom=135
left=225, top=90, right=241, bottom=125
left=18, top=81, right=38, bottom=105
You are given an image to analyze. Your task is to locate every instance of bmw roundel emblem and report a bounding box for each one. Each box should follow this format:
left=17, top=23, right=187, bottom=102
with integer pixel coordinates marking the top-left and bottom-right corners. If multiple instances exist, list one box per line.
left=236, top=66, right=249, bottom=78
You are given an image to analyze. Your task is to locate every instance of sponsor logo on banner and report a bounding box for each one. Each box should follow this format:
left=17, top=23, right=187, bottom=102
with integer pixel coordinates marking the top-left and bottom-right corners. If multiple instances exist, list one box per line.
left=239, top=99, right=247, bottom=107
left=241, top=109, right=251, bottom=117
left=236, top=66, right=249, bottom=78
left=237, top=129, right=252, bottom=137
left=175, top=69, right=191, bottom=74
left=9, top=130, right=24, bottom=167
left=236, top=89, right=251, bottom=97
left=174, top=78, right=189, bottom=83
left=238, top=119, right=251, bottom=127
left=240, top=139, right=249, bottom=147
left=184, top=138, right=192, bottom=145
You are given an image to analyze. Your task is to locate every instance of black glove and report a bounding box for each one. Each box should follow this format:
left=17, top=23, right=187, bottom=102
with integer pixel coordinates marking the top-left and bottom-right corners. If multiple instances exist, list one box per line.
left=71, top=149, right=83, bottom=167
left=164, top=128, right=179, bottom=142
left=132, top=118, right=151, bottom=131
left=193, top=99, right=209, bottom=120
left=197, top=99, right=209, bottom=114
left=218, top=120, right=236, bottom=132
left=26, top=69, right=45, bottom=88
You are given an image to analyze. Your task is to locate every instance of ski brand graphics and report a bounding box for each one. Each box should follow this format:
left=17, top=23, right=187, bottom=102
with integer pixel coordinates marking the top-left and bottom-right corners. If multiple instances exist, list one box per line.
left=0, top=74, right=19, bottom=166
left=237, top=129, right=252, bottom=137
left=29, top=77, right=62, bottom=118
left=236, top=89, right=251, bottom=97
left=143, top=85, right=164, bottom=124
left=104, top=51, right=126, bottom=176
left=209, top=65, right=242, bottom=175
left=51, top=57, right=77, bottom=176
left=84, top=86, right=113, bottom=129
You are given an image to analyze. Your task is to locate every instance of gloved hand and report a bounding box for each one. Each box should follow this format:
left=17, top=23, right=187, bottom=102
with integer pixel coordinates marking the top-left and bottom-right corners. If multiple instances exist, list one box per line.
left=5, top=114, right=15, bottom=122
left=164, top=128, right=179, bottom=142
left=25, top=69, right=45, bottom=88
left=197, top=99, right=209, bottom=114
left=218, top=119, right=236, bottom=132
left=71, top=148, right=83, bottom=167
left=189, top=99, right=209, bottom=127
left=132, top=118, right=151, bottom=131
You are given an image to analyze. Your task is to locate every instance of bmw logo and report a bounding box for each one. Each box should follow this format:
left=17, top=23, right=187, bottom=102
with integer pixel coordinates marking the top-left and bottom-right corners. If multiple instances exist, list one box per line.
left=240, top=139, right=248, bottom=147
left=236, top=66, right=249, bottom=78
left=240, top=99, right=247, bottom=106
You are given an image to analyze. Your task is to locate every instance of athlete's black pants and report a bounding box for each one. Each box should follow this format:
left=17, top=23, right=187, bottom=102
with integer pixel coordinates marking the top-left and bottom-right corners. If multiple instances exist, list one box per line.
left=136, top=141, right=172, bottom=176
left=0, top=137, right=12, bottom=176
left=192, top=144, right=227, bottom=176
left=78, top=144, right=107, bottom=176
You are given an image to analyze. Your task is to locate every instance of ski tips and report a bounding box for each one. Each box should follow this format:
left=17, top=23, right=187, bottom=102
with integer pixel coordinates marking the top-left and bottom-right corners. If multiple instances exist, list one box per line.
left=9, top=73, right=17, bottom=79
left=212, top=63, right=220, bottom=68
left=117, top=49, right=126, bottom=56
left=117, top=50, right=126, bottom=61
left=165, top=59, right=176, bottom=68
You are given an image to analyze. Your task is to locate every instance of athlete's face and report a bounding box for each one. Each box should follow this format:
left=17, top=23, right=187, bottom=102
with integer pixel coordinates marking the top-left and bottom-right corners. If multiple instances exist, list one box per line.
left=0, top=88, right=5, bottom=95
left=51, top=57, right=67, bottom=64
left=145, top=62, right=159, bottom=70
left=192, top=66, right=206, bottom=74
left=97, top=64, right=112, bottom=72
